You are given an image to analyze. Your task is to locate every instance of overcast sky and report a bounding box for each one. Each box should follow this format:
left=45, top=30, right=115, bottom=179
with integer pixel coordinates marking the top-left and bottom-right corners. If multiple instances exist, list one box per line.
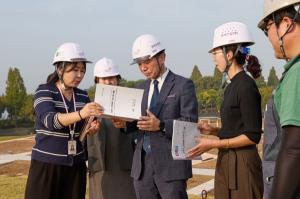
left=0, top=0, right=285, bottom=94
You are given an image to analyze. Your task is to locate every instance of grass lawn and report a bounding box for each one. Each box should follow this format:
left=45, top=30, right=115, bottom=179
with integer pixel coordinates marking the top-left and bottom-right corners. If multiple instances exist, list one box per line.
left=0, top=175, right=90, bottom=199
left=0, top=175, right=214, bottom=199
left=0, top=175, right=27, bottom=199
left=0, top=135, right=32, bottom=142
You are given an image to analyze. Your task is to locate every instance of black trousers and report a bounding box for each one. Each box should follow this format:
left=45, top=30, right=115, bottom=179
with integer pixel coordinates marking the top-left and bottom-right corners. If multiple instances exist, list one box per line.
left=133, top=151, right=188, bottom=199
left=25, top=159, right=87, bottom=199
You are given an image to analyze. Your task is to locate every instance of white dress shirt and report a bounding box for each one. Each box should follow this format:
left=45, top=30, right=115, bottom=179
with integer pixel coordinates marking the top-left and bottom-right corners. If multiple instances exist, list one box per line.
left=147, top=68, right=169, bottom=109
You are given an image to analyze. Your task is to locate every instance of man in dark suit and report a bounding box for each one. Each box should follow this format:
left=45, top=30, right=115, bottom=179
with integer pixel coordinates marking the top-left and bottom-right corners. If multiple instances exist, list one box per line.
left=128, top=34, right=198, bottom=199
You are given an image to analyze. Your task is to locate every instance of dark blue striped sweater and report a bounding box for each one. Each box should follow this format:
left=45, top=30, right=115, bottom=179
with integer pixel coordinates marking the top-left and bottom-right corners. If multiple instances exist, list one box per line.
left=32, top=83, right=90, bottom=166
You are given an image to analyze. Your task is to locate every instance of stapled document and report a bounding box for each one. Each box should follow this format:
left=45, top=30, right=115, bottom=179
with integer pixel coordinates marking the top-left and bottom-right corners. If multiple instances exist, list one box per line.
left=171, top=120, right=202, bottom=160
left=94, top=84, right=143, bottom=121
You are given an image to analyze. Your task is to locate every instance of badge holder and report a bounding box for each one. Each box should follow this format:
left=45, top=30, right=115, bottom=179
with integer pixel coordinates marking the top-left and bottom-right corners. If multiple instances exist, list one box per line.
left=68, top=130, right=77, bottom=155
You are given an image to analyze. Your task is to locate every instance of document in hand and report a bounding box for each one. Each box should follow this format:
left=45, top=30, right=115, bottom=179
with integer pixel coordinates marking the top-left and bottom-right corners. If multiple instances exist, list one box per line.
left=171, top=120, right=202, bottom=160
left=94, top=84, right=144, bottom=121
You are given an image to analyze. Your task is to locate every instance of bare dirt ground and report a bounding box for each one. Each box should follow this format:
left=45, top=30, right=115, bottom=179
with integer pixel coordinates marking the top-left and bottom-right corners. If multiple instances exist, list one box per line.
left=0, top=136, right=216, bottom=189
left=0, top=137, right=35, bottom=154
left=0, top=137, right=34, bottom=176
left=0, top=160, right=30, bottom=176
left=187, top=175, right=214, bottom=189
left=193, top=159, right=217, bottom=169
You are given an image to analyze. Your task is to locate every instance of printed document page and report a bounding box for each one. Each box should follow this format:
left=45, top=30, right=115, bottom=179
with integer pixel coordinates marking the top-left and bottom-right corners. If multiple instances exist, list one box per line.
left=171, top=120, right=202, bottom=160
left=94, top=84, right=144, bottom=121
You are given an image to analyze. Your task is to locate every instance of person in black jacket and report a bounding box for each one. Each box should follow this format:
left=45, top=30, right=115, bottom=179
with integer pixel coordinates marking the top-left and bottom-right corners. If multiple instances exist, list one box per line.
left=188, top=22, right=263, bottom=199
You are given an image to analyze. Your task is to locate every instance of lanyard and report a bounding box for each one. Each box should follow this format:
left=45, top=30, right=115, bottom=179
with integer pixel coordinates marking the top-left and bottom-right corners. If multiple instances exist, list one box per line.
left=57, top=86, right=77, bottom=140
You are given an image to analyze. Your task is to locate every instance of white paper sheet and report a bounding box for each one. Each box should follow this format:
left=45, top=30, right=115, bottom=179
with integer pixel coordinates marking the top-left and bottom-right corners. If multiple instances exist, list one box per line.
left=94, top=84, right=144, bottom=121
left=171, top=120, right=202, bottom=160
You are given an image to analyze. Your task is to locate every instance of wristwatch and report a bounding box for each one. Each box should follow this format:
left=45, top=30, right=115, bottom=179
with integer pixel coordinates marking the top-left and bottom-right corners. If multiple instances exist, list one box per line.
left=159, top=121, right=165, bottom=132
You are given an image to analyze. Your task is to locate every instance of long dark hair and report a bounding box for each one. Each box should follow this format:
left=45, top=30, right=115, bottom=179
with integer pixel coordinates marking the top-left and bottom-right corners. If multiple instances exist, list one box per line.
left=226, top=45, right=262, bottom=79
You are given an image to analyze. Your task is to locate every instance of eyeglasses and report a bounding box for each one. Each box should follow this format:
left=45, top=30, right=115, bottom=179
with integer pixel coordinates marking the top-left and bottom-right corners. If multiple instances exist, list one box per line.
left=210, top=51, right=223, bottom=55
left=262, top=21, right=275, bottom=36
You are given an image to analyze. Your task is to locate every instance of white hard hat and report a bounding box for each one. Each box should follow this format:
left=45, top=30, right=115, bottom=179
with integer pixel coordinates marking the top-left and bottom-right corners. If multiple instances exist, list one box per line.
left=209, top=22, right=254, bottom=53
left=94, top=57, right=120, bottom=78
left=258, top=0, right=300, bottom=29
left=131, top=34, right=165, bottom=65
left=53, top=42, right=92, bottom=65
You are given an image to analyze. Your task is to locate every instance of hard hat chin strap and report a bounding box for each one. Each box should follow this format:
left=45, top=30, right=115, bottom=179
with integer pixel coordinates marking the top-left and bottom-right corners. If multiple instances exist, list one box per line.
left=273, top=5, right=300, bottom=62
left=221, top=44, right=241, bottom=88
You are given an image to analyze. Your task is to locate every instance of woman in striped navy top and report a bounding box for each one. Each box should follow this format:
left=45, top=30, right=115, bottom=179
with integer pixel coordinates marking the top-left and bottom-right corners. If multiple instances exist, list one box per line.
left=25, top=42, right=103, bottom=199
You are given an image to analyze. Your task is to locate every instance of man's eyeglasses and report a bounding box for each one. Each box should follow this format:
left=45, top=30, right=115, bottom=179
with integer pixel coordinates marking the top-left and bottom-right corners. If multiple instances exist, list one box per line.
left=262, top=21, right=275, bottom=36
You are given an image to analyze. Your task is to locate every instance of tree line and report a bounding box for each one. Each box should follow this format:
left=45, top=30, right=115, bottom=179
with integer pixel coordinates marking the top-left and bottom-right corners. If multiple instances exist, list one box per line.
left=0, top=66, right=279, bottom=128
left=189, top=65, right=279, bottom=114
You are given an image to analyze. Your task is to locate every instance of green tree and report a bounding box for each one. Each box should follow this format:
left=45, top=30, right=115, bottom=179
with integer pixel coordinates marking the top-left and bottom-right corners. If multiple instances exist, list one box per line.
left=190, top=65, right=202, bottom=79
left=0, top=95, right=6, bottom=115
left=190, top=65, right=202, bottom=85
left=199, top=89, right=221, bottom=113
left=267, top=66, right=279, bottom=87
left=87, top=85, right=96, bottom=100
left=200, top=76, right=215, bottom=90
left=19, top=94, right=34, bottom=121
left=259, top=86, right=273, bottom=112
left=5, top=67, right=27, bottom=123
left=213, top=68, right=222, bottom=89
left=255, top=75, right=266, bottom=88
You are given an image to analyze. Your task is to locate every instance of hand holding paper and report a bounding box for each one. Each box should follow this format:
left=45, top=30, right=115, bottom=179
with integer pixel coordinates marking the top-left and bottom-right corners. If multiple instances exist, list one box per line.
left=80, top=102, right=104, bottom=118
left=198, top=122, right=219, bottom=136
left=187, top=136, right=219, bottom=159
left=79, top=116, right=101, bottom=142
left=137, top=110, right=160, bottom=132
left=111, top=117, right=126, bottom=128
left=94, top=84, right=143, bottom=121
left=171, top=120, right=202, bottom=160
left=88, top=119, right=100, bottom=135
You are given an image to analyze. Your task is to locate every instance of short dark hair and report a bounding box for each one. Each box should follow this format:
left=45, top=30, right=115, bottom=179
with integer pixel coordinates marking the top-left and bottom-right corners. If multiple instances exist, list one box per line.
left=273, top=5, right=300, bottom=26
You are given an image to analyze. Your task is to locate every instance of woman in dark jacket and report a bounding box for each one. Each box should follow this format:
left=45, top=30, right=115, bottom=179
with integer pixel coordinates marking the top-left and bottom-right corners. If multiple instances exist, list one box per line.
left=188, top=22, right=263, bottom=199
left=87, top=57, right=136, bottom=199
left=25, top=42, right=103, bottom=199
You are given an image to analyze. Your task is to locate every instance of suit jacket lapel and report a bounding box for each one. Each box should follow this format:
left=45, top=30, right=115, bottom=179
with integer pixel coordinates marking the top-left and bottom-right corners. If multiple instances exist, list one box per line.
left=154, top=71, right=175, bottom=116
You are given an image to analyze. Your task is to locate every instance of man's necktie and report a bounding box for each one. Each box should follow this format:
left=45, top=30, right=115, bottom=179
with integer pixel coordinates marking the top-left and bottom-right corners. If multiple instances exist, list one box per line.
left=143, top=80, right=159, bottom=153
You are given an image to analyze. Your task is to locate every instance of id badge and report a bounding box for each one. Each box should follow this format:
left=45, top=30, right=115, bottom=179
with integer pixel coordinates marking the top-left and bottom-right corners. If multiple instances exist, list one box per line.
left=68, top=140, right=77, bottom=155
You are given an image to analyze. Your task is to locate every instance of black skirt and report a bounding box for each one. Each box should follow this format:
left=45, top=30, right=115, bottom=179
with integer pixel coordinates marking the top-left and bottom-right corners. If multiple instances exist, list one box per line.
left=25, top=159, right=87, bottom=199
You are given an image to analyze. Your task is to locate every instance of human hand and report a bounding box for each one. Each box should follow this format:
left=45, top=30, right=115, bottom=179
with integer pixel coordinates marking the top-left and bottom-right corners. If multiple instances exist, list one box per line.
left=198, top=122, right=217, bottom=135
left=80, top=102, right=103, bottom=119
left=87, top=119, right=100, bottom=135
left=111, top=117, right=126, bottom=128
left=187, top=136, right=218, bottom=159
left=137, top=110, right=160, bottom=132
